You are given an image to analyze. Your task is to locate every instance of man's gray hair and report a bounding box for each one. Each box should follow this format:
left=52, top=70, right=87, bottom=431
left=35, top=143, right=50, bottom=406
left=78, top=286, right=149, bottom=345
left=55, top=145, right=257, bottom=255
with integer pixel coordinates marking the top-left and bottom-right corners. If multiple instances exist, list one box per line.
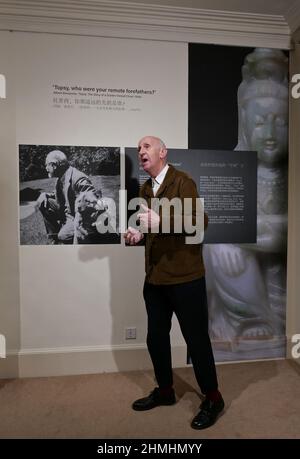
left=157, top=138, right=166, bottom=149
left=46, top=150, right=69, bottom=167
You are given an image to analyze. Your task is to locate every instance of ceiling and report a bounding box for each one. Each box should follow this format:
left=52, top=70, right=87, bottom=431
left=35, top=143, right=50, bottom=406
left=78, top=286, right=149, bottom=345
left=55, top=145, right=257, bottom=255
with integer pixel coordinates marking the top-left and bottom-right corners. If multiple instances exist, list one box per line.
left=0, top=0, right=299, bottom=48
left=113, top=0, right=300, bottom=32
left=115, top=0, right=297, bottom=16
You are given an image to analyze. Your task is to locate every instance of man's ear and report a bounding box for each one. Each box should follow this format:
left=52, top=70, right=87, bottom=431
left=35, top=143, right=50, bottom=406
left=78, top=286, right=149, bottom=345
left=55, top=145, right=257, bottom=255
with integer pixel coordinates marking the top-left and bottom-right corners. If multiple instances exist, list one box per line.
left=160, top=148, right=168, bottom=160
left=52, top=163, right=59, bottom=176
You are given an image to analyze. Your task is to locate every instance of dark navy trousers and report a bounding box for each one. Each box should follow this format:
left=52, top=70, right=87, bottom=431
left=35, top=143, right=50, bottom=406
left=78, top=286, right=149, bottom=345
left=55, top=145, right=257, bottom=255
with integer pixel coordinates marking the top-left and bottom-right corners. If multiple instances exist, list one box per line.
left=143, top=277, right=218, bottom=394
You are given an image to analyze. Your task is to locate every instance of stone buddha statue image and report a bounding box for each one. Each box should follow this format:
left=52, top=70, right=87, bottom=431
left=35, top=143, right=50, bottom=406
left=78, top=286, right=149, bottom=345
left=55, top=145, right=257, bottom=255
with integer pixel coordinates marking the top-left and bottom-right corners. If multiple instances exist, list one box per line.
left=204, top=48, right=288, bottom=359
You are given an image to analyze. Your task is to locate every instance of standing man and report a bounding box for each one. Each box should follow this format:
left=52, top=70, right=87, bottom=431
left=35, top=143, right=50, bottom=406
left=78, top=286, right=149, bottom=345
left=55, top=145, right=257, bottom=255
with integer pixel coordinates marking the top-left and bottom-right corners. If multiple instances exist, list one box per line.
left=124, top=136, right=224, bottom=430
left=35, top=150, right=102, bottom=244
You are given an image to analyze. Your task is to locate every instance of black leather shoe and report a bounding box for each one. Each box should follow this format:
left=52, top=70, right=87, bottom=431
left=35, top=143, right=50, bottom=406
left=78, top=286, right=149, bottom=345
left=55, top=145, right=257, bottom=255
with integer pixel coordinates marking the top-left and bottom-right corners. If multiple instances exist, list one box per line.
left=191, top=397, right=224, bottom=430
left=132, top=388, right=176, bottom=411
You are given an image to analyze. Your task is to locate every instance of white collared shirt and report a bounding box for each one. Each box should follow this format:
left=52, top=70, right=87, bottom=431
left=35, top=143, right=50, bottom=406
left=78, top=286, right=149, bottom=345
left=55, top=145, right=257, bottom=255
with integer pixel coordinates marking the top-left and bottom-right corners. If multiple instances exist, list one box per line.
left=152, top=164, right=169, bottom=196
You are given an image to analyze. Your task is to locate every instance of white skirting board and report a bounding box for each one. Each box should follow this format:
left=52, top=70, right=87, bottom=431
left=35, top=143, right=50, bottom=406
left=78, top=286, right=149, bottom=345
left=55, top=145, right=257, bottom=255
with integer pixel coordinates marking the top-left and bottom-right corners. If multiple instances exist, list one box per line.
left=0, top=343, right=294, bottom=379
left=0, top=345, right=188, bottom=379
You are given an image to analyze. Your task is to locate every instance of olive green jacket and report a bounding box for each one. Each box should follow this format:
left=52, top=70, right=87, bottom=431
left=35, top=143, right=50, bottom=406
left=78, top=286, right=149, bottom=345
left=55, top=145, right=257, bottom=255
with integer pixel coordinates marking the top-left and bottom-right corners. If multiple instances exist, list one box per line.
left=140, top=164, right=206, bottom=285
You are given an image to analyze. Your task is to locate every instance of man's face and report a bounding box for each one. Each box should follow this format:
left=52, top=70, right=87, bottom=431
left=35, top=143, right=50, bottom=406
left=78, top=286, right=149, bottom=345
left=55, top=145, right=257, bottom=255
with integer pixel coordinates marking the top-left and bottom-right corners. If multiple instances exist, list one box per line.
left=243, top=97, right=288, bottom=164
left=138, top=136, right=166, bottom=177
left=45, top=158, right=58, bottom=178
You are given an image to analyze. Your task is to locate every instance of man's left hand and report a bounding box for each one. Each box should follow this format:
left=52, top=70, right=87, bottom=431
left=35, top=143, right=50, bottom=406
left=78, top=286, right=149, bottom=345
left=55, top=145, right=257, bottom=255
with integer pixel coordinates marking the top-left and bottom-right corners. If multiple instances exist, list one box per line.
left=137, top=204, right=160, bottom=232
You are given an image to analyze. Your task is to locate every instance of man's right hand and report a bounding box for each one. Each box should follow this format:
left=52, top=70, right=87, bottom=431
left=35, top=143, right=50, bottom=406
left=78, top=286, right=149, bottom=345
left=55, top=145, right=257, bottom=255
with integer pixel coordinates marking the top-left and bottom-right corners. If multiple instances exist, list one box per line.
left=35, top=192, right=49, bottom=209
left=124, top=227, right=144, bottom=245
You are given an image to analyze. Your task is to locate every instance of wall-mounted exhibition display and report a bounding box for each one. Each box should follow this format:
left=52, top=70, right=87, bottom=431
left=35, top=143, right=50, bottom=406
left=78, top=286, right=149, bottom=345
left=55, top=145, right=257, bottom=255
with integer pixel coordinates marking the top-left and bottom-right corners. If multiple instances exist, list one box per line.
left=19, top=145, right=120, bottom=245
left=189, top=45, right=288, bottom=361
left=15, top=33, right=187, bottom=148
left=125, top=148, right=257, bottom=244
left=11, top=33, right=187, bottom=362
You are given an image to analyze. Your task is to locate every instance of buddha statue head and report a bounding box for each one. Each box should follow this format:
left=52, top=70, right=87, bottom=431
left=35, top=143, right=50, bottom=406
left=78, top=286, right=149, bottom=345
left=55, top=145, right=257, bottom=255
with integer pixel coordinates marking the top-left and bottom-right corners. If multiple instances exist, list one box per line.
left=236, top=48, right=288, bottom=165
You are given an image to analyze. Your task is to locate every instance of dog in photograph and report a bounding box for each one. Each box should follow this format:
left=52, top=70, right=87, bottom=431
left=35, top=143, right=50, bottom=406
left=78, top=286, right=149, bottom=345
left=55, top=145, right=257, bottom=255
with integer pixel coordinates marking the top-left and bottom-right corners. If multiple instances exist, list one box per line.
left=74, top=190, right=108, bottom=243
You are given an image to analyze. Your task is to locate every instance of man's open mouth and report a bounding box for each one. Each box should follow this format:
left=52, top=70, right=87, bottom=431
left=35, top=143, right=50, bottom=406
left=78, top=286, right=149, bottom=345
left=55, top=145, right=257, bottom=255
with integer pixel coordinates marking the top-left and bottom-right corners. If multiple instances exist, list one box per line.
left=141, top=157, right=149, bottom=166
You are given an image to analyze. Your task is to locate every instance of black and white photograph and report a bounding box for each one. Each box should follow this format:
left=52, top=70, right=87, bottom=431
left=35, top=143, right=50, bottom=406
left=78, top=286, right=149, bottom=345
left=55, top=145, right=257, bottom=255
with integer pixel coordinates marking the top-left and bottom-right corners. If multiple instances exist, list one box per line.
left=19, top=145, right=121, bottom=245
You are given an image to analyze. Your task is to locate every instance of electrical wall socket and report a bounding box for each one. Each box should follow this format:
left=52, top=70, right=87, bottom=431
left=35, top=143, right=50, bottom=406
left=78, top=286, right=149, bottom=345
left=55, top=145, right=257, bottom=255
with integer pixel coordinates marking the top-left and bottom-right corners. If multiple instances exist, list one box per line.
left=125, top=327, right=137, bottom=340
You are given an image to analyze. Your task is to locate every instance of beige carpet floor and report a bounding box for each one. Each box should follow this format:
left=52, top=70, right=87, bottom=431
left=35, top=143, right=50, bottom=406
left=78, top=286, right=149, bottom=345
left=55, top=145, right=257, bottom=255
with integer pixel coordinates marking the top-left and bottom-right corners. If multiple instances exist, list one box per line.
left=0, top=359, right=299, bottom=439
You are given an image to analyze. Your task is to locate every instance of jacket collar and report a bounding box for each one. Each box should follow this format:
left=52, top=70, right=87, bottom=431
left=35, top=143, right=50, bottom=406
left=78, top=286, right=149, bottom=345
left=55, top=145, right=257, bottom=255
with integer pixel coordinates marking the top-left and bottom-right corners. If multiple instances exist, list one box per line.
left=56, top=166, right=73, bottom=195
left=154, top=164, right=176, bottom=198
left=64, top=166, right=73, bottom=184
left=143, top=164, right=176, bottom=198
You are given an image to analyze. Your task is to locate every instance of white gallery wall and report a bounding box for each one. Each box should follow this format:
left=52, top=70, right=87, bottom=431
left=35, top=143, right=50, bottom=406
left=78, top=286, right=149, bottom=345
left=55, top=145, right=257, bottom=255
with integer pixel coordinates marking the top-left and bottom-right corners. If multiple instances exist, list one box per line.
left=1, top=12, right=300, bottom=377
left=1, top=31, right=188, bottom=377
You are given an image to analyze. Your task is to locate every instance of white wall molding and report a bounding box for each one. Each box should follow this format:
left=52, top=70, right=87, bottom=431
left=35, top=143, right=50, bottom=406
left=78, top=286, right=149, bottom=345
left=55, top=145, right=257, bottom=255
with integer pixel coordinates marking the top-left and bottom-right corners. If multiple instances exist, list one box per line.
left=285, top=0, right=300, bottom=34
left=0, top=0, right=291, bottom=49
left=13, top=344, right=187, bottom=378
left=1, top=344, right=287, bottom=379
